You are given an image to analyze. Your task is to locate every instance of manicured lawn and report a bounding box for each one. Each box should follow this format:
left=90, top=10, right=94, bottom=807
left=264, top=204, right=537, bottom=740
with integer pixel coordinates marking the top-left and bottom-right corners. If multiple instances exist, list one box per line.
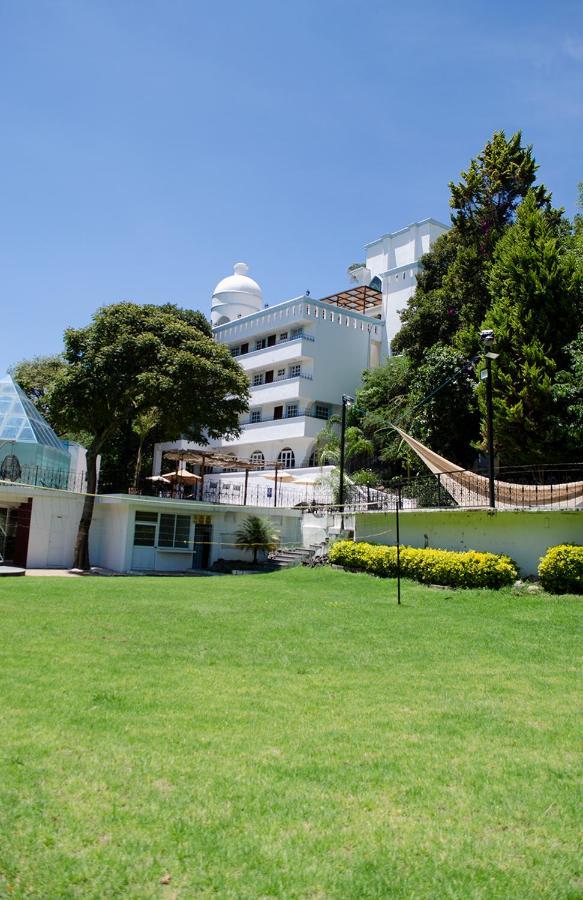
left=0, top=569, right=581, bottom=899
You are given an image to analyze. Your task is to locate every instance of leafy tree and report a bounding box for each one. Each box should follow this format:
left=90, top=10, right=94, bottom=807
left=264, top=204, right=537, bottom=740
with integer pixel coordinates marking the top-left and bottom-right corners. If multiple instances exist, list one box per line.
left=553, top=330, right=583, bottom=448
left=48, top=302, right=249, bottom=570
left=10, top=355, right=67, bottom=422
left=313, top=418, right=373, bottom=471
left=408, top=345, right=480, bottom=469
left=235, top=515, right=278, bottom=564
left=393, top=131, right=552, bottom=361
left=132, top=408, right=160, bottom=489
left=480, top=192, right=583, bottom=464
left=356, top=355, right=414, bottom=476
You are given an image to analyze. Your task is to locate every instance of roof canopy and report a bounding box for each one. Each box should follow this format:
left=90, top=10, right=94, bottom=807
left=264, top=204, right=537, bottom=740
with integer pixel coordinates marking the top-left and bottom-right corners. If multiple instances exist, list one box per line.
left=0, top=374, right=65, bottom=450
left=318, top=284, right=382, bottom=313
left=163, top=449, right=268, bottom=470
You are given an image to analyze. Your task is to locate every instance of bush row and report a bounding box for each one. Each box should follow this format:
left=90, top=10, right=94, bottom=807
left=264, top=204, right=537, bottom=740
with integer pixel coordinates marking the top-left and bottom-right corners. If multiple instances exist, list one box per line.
left=328, top=540, right=517, bottom=589
left=538, top=544, right=583, bottom=594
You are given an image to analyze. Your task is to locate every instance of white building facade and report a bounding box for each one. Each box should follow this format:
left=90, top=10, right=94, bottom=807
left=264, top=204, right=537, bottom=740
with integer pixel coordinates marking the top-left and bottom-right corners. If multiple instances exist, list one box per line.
left=154, top=218, right=448, bottom=487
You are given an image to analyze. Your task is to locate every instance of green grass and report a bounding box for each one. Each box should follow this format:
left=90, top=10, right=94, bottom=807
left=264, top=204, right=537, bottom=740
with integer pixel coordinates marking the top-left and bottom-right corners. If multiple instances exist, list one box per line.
left=0, top=569, right=581, bottom=899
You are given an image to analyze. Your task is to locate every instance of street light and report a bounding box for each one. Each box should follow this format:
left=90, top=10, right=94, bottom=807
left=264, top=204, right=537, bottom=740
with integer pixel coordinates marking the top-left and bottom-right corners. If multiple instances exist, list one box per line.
left=480, top=330, right=499, bottom=508
left=339, top=394, right=354, bottom=519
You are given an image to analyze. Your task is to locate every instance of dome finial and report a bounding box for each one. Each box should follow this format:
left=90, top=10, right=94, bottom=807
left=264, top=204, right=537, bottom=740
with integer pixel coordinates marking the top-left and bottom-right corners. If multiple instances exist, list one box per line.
left=234, top=262, right=249, bottom=276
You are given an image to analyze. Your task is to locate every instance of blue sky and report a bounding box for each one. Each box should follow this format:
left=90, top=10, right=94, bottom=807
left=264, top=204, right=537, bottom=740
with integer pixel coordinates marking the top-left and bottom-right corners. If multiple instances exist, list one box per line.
left=1, top=0, right=582, bottom=370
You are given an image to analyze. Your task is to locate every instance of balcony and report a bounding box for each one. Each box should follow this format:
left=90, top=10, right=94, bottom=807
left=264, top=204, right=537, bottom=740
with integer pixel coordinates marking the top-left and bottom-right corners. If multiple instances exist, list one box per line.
left=235, top=334, right=315, bottom=372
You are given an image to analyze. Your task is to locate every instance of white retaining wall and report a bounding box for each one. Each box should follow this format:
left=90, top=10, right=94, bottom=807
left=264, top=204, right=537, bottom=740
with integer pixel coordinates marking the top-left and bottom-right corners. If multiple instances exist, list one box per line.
left=353, top=508, right=583, bottom=577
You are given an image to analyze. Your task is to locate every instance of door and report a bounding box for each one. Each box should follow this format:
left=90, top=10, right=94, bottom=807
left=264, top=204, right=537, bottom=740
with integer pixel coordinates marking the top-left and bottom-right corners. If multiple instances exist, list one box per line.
left=192, top=523, right=212, bottom=570
left=274, top=406, right=283, bottom=420
left=265, top=370, right=274, bottom=384
left=47, top=514, right=67, bottom=567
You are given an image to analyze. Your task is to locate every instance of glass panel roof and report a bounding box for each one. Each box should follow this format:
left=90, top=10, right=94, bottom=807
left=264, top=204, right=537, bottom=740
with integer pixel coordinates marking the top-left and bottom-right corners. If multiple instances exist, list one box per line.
left=0, top=374, right=65, bottom=450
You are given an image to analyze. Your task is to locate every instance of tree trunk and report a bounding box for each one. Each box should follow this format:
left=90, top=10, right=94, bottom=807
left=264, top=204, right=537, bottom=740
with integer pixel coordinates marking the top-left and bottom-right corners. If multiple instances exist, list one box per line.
left=133, top=439, right=144, bottom=490
left=72, top=444, right=99, bottom=571
left=253, top=547, right=258, bottom=564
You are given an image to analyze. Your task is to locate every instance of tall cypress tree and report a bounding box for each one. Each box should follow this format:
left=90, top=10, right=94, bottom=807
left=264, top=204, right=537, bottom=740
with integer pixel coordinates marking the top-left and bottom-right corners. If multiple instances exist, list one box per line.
left=481, top=192, right=582, bottom=464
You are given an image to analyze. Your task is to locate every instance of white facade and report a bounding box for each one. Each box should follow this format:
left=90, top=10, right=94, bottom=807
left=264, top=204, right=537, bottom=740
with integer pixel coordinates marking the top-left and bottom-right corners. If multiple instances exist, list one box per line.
left=154, top=218, right=447, bottom=486
left=362, top=218, right=448, bottom=354
left=0, top=482, right=302, bottom=572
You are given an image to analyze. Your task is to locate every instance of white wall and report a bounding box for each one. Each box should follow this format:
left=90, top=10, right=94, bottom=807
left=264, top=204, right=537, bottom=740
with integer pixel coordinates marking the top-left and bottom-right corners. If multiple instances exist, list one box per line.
left=354, top=508, right=583, bottom=577
left=27, top=492, right=84, bottom=569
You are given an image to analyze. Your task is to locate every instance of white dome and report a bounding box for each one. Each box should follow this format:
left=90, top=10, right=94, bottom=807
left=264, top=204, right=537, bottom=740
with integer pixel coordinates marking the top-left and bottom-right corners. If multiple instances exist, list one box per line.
left=211, top=262, right=263, bottom=326
left=213, top=262, right=263, bottom=300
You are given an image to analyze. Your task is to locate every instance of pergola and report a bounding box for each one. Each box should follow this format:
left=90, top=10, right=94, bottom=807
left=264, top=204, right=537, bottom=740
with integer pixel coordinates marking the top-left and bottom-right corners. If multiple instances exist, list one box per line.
left=162, top=449, right=283, bottom=506
left=318, top=284, right=382, bottom=314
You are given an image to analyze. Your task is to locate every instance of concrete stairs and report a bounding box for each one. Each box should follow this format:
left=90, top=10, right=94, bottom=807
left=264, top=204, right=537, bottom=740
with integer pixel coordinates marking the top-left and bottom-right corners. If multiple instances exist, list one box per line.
left=267, top=546, right=318, bottom=569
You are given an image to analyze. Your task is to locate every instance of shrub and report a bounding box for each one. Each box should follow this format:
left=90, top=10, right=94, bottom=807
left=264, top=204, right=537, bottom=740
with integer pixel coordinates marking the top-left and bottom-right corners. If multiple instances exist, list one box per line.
left=328, top=540, right=517, bottom=589
left=538, top=544, right=583, bottom=595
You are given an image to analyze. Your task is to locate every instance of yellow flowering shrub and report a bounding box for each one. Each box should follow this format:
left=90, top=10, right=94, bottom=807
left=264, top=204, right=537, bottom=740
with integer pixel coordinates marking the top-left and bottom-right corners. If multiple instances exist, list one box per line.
left=329, top=540, right=517, bottom=589
left=538, top=544, right=583, bottom=594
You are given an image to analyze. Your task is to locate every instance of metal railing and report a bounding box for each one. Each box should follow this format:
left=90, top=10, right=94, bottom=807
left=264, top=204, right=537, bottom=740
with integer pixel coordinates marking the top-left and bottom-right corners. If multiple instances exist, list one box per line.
left=3, top=461, right=581, bottom=513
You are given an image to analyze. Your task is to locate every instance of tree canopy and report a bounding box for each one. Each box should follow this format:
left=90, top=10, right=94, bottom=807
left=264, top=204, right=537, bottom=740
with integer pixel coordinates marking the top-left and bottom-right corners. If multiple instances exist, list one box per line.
left=47, top=301, right=249, bottom=569
left=360, top=131, right=582, bottom=477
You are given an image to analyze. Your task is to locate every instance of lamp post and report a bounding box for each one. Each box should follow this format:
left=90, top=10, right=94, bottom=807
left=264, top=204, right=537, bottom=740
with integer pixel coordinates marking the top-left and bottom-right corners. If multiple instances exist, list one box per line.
left=339, top=394, right=354, bottom=518
left=480, top=330, right=499, bottom=509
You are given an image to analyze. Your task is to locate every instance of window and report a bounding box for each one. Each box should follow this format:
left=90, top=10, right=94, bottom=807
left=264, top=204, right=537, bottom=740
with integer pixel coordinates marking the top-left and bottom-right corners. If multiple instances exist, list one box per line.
left=289, top=364, right=301, bottom=378
left=250, top=451, right=265, bottom=468
left=286, top=404, right=298, bottom=418
left=255, top=338, right=267, bottom=350
left=279, top=331, right=288, bottom=342
left=240, top=342, right=249, bottom=354
left=158, top=514, right=191, bottom=549
left=276, top=368, right=286, bottom=380
left=253, top=373, right=264, bottom=386
left=315, top=404, right=329, bottom=420
left=278, top=448, right=295, bottom=469
left=250, top=409, right=262, bottom=423
left=403, top=272, right=406, bottom=279
left=133, top=511, right=157, bottom=547
left=230, top=346, right=240, bottom=357
left=291, top=328, right=302, bottom=338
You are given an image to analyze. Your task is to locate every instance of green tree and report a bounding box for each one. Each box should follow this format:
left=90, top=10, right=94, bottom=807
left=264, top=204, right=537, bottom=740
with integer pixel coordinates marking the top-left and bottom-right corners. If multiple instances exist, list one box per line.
left=393, top=131, right=551, bottom=360
left=10, top=355, right=67, bottom=422
left=48, top=302, right=249, bottom=570
left=132, top=407, right=161, bottom=489
left=480, top=192, right=582, bottom=464
left=235, top=515, right=279, bottom=564
left=553, top=330, right=583, bottom=448
left=313, top=418, right=373, bottom=471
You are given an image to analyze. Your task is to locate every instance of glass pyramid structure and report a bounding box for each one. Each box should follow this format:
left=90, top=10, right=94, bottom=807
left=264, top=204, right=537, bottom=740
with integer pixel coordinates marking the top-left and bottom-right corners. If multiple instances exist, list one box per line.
left=0, top=373, right=71, bottom=486
left=0, top=373, right=64, bottom=447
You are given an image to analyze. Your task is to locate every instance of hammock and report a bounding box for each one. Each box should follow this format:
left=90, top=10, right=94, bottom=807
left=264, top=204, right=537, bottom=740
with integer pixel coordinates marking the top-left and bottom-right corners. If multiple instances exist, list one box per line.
left=393, top=426, right=583, bottom=509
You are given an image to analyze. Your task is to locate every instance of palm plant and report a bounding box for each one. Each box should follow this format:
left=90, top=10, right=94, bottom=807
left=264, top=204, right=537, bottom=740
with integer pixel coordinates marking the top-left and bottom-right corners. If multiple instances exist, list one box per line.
left=235, top=515, right=279, bottom=564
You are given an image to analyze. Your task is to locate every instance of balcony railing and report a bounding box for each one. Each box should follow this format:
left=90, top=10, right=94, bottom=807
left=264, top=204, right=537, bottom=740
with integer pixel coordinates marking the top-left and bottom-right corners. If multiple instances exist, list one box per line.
left=241, top=408, right=330, bottom=426
left=251, top=372, right=313, bottom=388
left=230, top=331, right=315, bottom=359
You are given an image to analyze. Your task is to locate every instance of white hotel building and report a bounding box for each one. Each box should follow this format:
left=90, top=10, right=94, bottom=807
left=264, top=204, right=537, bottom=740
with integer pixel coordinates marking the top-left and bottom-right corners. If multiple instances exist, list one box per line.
left=154, top=219, right=447, bottom=493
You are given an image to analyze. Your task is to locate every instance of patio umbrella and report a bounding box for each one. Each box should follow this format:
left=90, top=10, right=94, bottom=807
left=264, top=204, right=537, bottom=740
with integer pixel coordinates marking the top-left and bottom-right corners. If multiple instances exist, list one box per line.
left=164, top=468, right=202, bottom=483
left=145, top=475, right=172, bottom=484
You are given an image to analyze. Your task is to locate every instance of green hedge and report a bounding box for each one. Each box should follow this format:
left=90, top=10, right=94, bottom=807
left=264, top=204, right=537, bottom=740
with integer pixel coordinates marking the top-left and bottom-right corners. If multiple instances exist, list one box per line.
left=329, top=540, right=517, bottom=589
left=538, top=544, right=583, bottom=595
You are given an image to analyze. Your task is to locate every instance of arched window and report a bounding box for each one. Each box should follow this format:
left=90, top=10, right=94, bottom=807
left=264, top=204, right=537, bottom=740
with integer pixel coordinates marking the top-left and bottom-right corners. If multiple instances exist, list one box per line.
left=369, top=276, right=382, bottom=291
left=250, top=451, right=265, bottom=469
left=277, top=447, right=295, bottom=469
left=308, top=446, right=318, bottom=467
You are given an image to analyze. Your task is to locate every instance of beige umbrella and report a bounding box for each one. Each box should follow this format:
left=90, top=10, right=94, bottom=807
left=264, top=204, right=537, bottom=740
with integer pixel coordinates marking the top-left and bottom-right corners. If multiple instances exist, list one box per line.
left=261, top=473, right=318, bottom=487
left=164, top=468, right=202, bottom=483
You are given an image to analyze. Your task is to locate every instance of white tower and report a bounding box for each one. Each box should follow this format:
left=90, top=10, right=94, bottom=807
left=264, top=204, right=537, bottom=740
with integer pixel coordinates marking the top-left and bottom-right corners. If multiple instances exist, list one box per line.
left=211, top=262, right=263, bottom=326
